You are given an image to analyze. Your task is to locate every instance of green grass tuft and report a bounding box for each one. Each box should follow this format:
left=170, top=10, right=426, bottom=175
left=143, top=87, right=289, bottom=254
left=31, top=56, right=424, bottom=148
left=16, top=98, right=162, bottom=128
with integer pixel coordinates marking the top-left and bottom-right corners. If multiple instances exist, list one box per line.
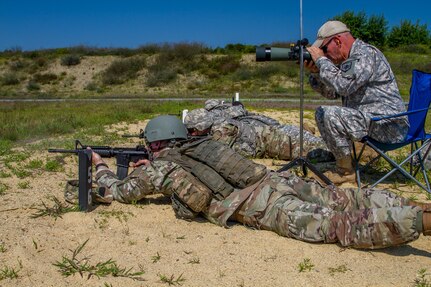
left=30, top=196, right=78, bottom=220
left=53, top=239, right=145, bottom=280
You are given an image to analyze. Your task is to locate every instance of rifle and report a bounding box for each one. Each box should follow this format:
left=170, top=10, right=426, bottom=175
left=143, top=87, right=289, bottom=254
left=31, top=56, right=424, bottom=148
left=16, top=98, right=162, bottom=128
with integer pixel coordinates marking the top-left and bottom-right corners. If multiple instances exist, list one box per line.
left=48, top=140, right=150, bottom=211
left=121, top=128, right=144, bottom=139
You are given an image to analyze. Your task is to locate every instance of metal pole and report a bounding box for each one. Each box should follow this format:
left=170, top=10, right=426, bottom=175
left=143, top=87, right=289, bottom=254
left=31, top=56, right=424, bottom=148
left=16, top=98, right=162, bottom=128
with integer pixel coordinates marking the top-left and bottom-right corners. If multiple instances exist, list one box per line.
left=299, top=0, right=304, bottom=158
left=278, top=0, right=333, bottom=186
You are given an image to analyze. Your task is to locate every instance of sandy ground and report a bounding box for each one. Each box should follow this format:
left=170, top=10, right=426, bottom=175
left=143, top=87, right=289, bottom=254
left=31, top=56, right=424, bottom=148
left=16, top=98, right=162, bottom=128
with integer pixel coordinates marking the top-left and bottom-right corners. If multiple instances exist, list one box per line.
left=1, top=109, right=431, bottom=287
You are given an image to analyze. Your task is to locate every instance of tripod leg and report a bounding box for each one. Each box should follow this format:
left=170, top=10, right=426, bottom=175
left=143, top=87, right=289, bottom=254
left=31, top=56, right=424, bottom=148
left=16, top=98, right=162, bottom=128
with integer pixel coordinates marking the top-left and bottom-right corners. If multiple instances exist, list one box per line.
left=277, top=157, right=333, bottom=186
left=301, top=160, right=308, bottom=177
left=277, top=158, right=300, bottom=172
left=302, top=158, right=333, bottom=186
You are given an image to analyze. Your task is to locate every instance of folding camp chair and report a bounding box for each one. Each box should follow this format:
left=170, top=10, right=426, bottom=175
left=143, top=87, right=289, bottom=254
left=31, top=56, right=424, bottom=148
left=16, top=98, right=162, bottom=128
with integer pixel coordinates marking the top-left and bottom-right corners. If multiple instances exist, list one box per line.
left=353, top=69, right=431, bottom=193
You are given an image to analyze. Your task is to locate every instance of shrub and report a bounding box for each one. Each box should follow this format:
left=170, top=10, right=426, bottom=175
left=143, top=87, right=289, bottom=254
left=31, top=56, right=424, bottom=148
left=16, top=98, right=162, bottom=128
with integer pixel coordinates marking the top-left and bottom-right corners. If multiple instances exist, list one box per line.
left=60, top=54, right=81, bottom=66
left=223, top=43, right=256, bottom=54
left=160, top=42, right=210, bottom=61
left=85, top=81, right=103, bottom=93
left=271, top=86, right=290, bottom=93
left=101, top=56, right=146, bottom=85
left=9, top=60, right=27, bottom=71
left=254, top=64, right=284, bottom=79
left=137, top=43, right=162, bottom=54
left=396, top=44, right=429, bottom=54
left=232, top=67, right=254, bottom=81
left=208, top=55, right=240, bottom=75
left=146, top=67, right=177, bottom=87
left=26, top=81, right=40, bottom=91
left=33, top=73, right=58, bottom=84
left=283, top=63, right=300, bottom=78
left=33, top=57, right=48, bottom=68
left=0, top=73, right=20, bottom=85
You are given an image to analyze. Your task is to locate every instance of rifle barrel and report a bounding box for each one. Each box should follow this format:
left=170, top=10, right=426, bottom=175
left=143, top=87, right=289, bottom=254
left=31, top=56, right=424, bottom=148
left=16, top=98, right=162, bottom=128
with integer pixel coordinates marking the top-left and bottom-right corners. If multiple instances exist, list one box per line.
left=48, top=149, right=79, bottom=154
left=48, top=148, right=148, bottom=158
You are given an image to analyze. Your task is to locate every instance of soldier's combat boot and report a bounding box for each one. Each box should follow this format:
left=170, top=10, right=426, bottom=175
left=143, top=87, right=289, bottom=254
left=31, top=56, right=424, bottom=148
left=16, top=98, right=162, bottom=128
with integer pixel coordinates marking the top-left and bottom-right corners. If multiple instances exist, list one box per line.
left=324, top=156, right=356, bottom=184
left=64, top=179, right=113, bottom=205
left=406, top=200, right=431, bottom=212
left=422, top=211, right=431, bottom=236
left=306, top=148, right=335, bottom=163
left=354, top=142, right=379, bottom=164
left=91, top=186, right=113, bottom=204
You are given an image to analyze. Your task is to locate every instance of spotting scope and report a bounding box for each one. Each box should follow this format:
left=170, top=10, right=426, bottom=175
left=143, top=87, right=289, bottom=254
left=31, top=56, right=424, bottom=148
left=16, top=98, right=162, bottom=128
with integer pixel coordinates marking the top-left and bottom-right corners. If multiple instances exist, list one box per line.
left=256, top=38, right=311, bottom=62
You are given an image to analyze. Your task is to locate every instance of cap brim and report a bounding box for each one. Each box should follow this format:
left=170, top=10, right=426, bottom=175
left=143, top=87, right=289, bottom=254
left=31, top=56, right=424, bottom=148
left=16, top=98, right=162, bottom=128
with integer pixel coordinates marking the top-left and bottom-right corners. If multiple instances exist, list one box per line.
left=312, top=39, right=324, bottom=47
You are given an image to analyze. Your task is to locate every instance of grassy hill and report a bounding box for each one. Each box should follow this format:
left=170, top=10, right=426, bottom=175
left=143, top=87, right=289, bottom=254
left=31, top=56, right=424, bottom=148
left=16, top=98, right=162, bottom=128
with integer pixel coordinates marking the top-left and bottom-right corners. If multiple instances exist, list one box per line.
left=1, top=43, right=430, bottom=101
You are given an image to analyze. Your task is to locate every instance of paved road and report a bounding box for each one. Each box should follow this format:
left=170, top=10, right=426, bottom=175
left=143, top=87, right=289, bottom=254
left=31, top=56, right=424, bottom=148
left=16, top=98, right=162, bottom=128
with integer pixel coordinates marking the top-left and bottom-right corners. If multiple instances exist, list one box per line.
left=0, top=97, right=337, bottom=104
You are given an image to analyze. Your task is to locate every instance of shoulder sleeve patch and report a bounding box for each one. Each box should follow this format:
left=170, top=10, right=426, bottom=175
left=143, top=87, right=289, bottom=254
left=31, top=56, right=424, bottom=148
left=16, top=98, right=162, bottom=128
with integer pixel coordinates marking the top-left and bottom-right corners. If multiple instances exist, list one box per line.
left=340, top=58, right=358, bottom=78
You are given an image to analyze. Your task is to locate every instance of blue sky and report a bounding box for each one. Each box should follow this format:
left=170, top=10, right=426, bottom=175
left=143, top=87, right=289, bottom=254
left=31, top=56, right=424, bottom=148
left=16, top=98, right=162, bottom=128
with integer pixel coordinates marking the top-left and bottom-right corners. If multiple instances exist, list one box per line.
left=1, top=0, right=430, bottom=51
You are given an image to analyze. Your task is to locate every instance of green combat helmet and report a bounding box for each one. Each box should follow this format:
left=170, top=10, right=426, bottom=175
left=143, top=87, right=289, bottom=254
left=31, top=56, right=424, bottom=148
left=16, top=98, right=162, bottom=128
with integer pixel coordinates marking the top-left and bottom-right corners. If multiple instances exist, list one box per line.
left=144, top=115, right=188, bottom=143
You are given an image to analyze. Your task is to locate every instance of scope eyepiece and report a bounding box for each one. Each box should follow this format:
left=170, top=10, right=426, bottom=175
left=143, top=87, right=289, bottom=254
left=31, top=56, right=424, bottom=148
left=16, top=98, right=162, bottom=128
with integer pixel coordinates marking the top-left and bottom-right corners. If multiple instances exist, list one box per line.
left=256, top=47, right=272, bottom=62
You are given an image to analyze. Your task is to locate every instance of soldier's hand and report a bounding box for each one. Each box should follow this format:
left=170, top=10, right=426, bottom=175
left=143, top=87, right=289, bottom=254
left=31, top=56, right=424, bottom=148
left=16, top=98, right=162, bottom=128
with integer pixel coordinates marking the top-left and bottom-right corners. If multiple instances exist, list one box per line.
left=304, top=59, right=319, bottom=73
left=86, top=147, right=104, bottom=166
left=306, top=46, right=325, bottom=63
left=131, top=159, right=151, bottom=168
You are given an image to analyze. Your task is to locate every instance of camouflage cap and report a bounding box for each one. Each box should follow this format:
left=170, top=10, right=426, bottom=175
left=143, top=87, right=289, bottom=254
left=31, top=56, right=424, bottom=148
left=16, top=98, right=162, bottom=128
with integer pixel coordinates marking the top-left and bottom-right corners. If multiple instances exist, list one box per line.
left=184, top=108, right=214, bottom=131
left=204, top=99, right=224, bottom=111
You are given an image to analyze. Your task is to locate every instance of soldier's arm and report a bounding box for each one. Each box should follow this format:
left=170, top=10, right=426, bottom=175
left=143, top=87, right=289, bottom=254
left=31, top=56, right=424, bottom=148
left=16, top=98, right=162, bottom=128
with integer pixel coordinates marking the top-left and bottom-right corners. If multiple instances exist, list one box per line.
left=309, top=73, right=339, bottom=100
left=95, top=160, right=178, bottom=203
left=315, top=50, right=374, bottom=97
left=211, top=122, right=239, bottom=147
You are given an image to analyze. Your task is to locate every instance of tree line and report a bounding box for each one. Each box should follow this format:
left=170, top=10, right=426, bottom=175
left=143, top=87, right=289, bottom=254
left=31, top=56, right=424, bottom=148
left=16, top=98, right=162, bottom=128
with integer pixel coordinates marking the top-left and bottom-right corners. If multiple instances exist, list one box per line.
left=333, top=11, right=430, bottom=49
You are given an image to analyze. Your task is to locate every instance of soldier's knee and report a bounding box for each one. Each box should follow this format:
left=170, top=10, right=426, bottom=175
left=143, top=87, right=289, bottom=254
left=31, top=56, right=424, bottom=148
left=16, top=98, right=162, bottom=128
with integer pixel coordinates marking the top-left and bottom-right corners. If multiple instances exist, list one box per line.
left=316, top=106, right=340, bottom=121
left=315, top=106, right=325, bottom=122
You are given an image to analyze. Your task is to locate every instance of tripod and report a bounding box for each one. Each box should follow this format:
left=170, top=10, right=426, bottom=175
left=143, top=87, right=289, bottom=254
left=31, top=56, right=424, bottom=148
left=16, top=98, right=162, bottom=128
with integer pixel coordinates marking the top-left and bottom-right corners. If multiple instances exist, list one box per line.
left=277, top=0, right=332, bottom=186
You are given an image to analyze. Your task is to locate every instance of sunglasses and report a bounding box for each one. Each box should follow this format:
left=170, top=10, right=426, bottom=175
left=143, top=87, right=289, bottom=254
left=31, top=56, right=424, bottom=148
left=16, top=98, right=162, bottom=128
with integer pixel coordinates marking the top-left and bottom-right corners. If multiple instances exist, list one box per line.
left=321, top=37, right=334, bottom=54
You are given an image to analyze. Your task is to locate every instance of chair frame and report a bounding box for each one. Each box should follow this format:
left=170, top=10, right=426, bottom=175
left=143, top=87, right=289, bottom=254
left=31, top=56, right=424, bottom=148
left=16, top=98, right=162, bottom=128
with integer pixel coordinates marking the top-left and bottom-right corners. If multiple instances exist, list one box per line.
left=353, top=70, right=431, bottom=193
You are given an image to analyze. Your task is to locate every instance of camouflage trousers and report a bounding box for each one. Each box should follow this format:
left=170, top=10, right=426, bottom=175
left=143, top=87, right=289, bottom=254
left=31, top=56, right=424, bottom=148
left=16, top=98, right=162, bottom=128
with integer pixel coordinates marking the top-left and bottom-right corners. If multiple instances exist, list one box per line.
left=279, top=125, right=330, bottom=159
left=315, top=106, right=408, bottom=159
left=279, top=125, right=334, bottom=162
left=233, top=171, right=421, bottom=249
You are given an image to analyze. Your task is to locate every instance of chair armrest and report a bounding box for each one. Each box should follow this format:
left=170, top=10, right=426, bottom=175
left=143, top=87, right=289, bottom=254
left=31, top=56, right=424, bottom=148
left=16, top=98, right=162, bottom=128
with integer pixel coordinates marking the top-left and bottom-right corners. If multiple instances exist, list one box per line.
left=371, top=107, right=431, bottom=122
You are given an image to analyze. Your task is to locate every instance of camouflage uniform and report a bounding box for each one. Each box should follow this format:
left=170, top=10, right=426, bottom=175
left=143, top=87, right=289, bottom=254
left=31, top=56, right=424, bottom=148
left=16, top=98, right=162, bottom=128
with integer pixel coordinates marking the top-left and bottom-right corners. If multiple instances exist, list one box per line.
left=211, top=119, right=329, bottom=160
left=185, top=107, right=331, bottom=161
left=205, top=99, right=233, bottom=111
left=95, top=139, right=423, bottom=249
left=278, top=125, right=330, bottom=160
left=204, top=99, right=248, bottom=123
left=309, top=39, right=409, bottom=158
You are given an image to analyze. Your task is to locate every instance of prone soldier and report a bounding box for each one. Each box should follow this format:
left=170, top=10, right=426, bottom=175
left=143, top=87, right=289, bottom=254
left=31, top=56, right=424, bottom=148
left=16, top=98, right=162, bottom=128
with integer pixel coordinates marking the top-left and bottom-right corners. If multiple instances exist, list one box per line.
left=89, top=115, right=431, bottom=249
left=184, top=107, right=333, bottom=162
